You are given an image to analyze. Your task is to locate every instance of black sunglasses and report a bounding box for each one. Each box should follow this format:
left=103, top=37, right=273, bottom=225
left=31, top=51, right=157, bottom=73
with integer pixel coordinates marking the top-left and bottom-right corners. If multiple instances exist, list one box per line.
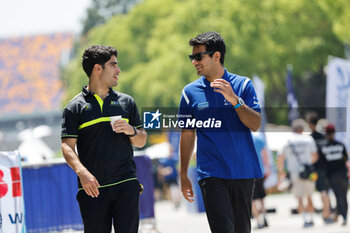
left=189, top=51, right=215, bottom=62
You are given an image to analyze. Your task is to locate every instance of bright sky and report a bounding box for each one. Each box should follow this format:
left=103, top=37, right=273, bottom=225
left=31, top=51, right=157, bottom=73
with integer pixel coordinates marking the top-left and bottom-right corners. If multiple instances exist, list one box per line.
left=0, top=0, right=91, bottom=38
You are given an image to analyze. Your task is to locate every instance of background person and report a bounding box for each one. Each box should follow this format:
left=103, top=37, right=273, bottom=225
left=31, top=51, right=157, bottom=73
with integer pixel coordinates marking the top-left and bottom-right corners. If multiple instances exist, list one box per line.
left=179, top=31, right=262, bottom=233
left=278, top=119, right=318, bottom=228
left=61, top=45, right=147, bottom=233
left=305, top=111, right=333, bottom=224
left=158, top=147, right=181, bottom=210
left=321, top=123, right=349, bottom=226
left=251, top=132, right=270, bottom=229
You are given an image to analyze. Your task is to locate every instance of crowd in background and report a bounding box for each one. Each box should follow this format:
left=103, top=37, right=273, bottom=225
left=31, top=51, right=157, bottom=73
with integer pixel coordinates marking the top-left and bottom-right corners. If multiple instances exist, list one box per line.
left=151, top=111, right=349, bottom=229
left=0, top=33, right=74, bottom=114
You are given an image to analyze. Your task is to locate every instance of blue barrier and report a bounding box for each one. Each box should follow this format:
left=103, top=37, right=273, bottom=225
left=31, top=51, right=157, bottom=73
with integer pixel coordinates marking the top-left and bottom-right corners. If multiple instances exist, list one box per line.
left=22, top=163, right=83, bottom=232
left=22, top=155, right=155, bottom=232
left=135, top=155, right=155, bottom=219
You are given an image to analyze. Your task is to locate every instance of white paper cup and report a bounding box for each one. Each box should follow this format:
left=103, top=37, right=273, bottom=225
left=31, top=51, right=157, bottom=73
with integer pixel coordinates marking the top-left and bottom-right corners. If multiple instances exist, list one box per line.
left=110, top=115, right=122, bottom=127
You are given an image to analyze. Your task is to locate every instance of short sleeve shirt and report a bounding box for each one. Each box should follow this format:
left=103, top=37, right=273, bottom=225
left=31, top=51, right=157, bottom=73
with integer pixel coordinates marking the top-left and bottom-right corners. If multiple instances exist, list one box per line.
left=310, top=131, right=327, bottom=169
left=320, top=139, right=348, bottom=177
left=61, top=87, right=143, bottom=188
left=252, top=132, right=267, bottom=174
left=178, top=69, right=263, bottom=180
left=282, top=133, right=317, bottom=179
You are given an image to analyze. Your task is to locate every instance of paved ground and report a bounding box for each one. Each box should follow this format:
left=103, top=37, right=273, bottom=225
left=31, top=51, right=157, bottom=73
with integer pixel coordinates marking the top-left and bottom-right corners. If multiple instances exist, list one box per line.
left=146, top=192, right=350, bottom=233
left=68, top=191, right=350, bottom=233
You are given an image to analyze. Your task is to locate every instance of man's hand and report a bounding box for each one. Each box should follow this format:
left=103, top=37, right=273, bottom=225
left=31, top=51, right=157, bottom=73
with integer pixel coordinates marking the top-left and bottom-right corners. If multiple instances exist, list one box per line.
left=77, top=168, right=100, bottom=198
left=210, top=78, right=261, bottom=131
left=112, top=119, right=135, bottom=135
left=180, top=175, right=195, bottom=203
left=210, top=79, right=238, bottom=105
left=62, top=138, right=100, bottom=198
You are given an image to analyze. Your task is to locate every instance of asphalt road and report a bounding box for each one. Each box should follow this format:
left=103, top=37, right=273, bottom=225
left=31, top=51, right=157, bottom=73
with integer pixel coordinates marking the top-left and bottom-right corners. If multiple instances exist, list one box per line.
left=148, top=192, right=350, bottom=233
left=69, top=191, right=350, bottom=233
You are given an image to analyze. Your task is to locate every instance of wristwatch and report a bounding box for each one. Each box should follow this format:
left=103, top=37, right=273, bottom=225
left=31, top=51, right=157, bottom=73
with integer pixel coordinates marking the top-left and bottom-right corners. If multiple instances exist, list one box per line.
left=128, top=126, right=138, bottom=137
left=233, top=97, right=244, bottom=109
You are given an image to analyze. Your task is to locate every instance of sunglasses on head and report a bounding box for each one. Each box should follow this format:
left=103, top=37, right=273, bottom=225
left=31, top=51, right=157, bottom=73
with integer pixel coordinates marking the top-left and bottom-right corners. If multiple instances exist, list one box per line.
left=188, top=51, right=215, bottom=62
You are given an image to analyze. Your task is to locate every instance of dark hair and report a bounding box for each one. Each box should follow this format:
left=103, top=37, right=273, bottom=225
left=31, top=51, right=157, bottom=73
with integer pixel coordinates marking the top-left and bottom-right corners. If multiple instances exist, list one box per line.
left=305, top=111, right=319, bottom=126
left=82, top=45, right=118, bottom=78
left=189, top=31, right=226, bottom=65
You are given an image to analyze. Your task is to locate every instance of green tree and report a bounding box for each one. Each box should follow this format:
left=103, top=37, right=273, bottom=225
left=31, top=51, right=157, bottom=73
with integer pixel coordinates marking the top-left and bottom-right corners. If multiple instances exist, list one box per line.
left=62, top=0, right=346, bottom=124
left=317, top=0, right=350, bottom=43
left=81, top=0, right=141, bottom=35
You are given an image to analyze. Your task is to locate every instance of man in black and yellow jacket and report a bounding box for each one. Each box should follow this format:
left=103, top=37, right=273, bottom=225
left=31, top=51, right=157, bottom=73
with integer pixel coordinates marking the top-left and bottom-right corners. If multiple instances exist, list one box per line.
left=61, top=45, right=147, bottom=233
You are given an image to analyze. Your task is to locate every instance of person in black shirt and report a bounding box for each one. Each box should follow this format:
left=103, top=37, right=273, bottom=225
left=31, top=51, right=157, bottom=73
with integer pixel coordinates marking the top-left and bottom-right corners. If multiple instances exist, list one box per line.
left=61, top=45, right=147, bottom=233
left=305, top=112, right=333, bottom=223
left=321, top=123, right=348, bottom=226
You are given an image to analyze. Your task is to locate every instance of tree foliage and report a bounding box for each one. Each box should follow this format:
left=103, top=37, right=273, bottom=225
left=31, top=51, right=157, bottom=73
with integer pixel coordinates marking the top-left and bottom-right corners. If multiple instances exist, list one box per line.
left=317, top=0, right=350, bottom=43
left=81, top=0, right=141, bottom=35
left=62, top=0, right=346, bottom=124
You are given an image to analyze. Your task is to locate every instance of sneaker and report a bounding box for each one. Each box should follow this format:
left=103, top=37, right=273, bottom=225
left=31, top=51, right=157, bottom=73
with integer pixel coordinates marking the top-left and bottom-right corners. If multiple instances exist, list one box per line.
left=303, top=221, right=314, bottom=228
left=342, top=220, right=347, bottom=226
left=323, top=218, right=334, bottom=224
left=254, top=224, right=265, bottom=230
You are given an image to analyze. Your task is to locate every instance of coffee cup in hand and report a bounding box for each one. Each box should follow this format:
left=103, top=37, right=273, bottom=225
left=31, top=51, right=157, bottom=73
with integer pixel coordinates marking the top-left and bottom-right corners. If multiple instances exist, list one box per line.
left=110, top=115, right=122, bottom=128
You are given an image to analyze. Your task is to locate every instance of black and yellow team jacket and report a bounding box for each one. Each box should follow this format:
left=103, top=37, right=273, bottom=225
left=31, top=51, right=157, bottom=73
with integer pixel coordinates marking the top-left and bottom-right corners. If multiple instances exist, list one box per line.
left=61, top=86, right=143, bottom=189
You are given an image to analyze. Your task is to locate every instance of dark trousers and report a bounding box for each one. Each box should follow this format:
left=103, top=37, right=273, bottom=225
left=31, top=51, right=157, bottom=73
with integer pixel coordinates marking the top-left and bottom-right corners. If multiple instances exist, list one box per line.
left=329, top=173, right=348, bottom=220
left=77, top=179, right=140, bottom=233
left=199, top=177, right=255, bottom=233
